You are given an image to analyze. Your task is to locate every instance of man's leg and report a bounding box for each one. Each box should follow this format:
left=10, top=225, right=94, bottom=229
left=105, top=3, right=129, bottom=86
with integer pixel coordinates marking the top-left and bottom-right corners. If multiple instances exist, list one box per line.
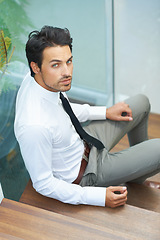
left=95, top=138, right=160, bottom=186
left=84, top=94, right=150, bottom=151
left=81, top=94, right=160, bottom=187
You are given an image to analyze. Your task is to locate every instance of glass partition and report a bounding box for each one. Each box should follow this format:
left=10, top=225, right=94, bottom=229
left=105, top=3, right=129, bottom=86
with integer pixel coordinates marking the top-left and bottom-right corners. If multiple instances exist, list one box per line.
left=24, top=0, right=114, bottom=106
left=0, top=0, right=32, bottom=200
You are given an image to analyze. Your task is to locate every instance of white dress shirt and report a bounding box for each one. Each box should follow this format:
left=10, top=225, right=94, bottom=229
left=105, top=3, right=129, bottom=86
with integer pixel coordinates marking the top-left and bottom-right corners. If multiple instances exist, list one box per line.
left=14, top=72, right=107, bottom=206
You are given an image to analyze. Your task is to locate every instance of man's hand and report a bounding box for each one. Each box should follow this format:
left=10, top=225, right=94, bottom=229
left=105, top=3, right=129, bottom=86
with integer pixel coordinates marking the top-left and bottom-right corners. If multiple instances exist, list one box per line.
left=106, top=102, right=133, bottom=122
left=105, top=186, right=128, bottom=208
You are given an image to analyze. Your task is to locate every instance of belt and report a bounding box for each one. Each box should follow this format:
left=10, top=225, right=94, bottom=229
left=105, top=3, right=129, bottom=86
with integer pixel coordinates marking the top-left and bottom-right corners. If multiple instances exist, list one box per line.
left=73, top=142, right=90, bottom=184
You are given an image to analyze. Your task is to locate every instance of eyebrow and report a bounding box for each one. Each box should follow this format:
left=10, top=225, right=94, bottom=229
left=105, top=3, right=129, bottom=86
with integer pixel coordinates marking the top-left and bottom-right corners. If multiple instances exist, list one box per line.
left=49, top=56, right=73, bottom=63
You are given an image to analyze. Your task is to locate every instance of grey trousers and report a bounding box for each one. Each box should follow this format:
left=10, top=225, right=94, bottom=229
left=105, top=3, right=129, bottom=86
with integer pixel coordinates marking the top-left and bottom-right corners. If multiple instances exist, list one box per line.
left=80, top=94, right=160, bottom=187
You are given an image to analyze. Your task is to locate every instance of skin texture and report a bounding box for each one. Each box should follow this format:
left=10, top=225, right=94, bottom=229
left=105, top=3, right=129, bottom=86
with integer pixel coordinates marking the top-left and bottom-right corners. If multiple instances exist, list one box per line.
left=30, top=45, right=133, bottom=208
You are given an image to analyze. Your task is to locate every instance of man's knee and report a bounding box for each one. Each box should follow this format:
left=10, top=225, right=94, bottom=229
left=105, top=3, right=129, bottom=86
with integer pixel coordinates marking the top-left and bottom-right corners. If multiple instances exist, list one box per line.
left=125, top=94, right=150, bottom=116
left=136, top=94, right=150, bottom=113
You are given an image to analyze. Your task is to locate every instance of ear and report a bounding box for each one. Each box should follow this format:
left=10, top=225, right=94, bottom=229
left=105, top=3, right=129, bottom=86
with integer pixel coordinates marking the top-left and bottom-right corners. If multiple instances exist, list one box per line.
left=30, top=62, right=40, bottom=74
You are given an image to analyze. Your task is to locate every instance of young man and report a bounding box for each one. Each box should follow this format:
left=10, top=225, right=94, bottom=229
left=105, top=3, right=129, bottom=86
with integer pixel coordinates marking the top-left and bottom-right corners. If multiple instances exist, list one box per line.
left=14, top=26, right=160, bottom=208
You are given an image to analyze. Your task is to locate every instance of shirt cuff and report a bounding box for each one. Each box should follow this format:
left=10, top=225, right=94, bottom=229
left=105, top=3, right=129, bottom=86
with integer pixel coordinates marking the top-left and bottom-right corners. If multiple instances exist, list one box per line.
left=82, top=186, right=106, bottom=207
left=88, top=106, right=106, bottom=120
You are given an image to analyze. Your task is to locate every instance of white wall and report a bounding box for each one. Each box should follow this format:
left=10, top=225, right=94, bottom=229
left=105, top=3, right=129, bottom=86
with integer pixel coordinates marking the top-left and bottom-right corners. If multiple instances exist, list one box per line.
left=0, top=183, right=4, bottom=203
left=114, top=0, right=160, bottom=114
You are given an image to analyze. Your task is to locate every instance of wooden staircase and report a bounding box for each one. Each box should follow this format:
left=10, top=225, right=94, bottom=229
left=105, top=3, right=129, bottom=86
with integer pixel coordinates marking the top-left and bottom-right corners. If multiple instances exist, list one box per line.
left=1, top=198, right=122, bottom=240
left=0, top=113, right=160, bottom=239
left=0, top=181, right=160, bottom=240
left=0, top=194, right=160, bottom=240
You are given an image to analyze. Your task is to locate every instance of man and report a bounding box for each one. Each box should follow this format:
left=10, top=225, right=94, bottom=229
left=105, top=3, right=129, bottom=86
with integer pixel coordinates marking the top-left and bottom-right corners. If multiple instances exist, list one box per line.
left=14, top=26, right=160, bottom=208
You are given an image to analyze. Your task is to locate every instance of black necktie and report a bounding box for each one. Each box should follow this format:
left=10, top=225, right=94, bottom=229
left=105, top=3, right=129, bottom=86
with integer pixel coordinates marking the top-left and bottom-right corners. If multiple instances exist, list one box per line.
left=60, top=92, right=105, bottom=150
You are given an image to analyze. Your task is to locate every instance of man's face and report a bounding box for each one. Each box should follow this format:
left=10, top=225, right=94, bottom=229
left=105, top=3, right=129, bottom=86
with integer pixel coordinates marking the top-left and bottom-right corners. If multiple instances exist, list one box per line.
left=32, top=45, right=73, bottom=92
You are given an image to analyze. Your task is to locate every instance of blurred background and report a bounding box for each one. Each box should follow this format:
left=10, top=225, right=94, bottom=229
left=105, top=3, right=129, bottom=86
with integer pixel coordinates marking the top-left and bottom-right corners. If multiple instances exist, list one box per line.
left=0, top=0, right=160, bottom=201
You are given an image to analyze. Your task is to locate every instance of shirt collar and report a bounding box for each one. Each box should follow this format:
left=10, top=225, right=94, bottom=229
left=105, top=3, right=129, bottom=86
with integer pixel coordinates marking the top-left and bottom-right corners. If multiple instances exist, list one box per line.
left=29, top=74, right=60, bottom=105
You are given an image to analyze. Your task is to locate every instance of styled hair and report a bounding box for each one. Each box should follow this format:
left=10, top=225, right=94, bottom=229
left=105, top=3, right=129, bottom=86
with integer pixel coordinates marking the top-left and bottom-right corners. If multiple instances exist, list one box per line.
left=25, top=25, right=73, bottom=77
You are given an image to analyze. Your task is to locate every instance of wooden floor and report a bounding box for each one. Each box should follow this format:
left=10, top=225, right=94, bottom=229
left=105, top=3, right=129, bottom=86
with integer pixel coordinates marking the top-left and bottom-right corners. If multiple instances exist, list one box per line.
left=0, top=113, right=160, bottom=239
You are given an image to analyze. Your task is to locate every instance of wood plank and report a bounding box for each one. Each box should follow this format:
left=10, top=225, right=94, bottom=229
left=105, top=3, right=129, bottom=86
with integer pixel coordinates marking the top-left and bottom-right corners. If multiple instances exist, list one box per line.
left=0, top=232, right=23, bottom=240
left=0, top=215, right=114, bottom=240
left=148, top=173, right=160, bottom=182
left=18, top=182, right=160, bottom=240
left=127, top=182, right=160, bottom=213
left=0, top=198, right=137, bottom=240
left=20, top=178, right=160, bottom=213
left=148, top=113, right=160, bottom=139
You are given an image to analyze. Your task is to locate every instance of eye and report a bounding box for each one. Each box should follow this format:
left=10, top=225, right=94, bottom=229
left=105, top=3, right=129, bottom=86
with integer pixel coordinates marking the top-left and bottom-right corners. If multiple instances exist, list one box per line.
left=52, top=63, right=59, bottom=68
left=67, top=59, right=72, bottom=64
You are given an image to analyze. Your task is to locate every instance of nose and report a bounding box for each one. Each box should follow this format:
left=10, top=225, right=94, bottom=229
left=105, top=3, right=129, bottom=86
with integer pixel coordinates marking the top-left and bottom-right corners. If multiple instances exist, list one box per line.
left=61, top=64, right=70, bottom=77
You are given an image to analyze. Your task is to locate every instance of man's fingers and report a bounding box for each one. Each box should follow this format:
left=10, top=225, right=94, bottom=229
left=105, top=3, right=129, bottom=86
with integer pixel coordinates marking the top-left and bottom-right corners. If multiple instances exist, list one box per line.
left=110, top=186, right=127, bottom=193
left=110, top=193, right=128, bottom=208
left=113, top=198, right=128, bottom=208
left=113, top=191, right=128, bottom=203
left=114, top=191, right=128, bottom=201
left=119, top=116, right=133, bottom=122
left=105, top=186, right=128, bottom=208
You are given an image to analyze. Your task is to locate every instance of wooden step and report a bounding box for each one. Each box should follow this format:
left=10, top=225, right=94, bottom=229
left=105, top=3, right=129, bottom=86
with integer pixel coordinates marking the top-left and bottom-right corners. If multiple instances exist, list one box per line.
left=1, top=198, right=131, bottom=240
left=127, top=182, right=160, bottom=213
left=0, top=232, right=23, bottom=240
left=148, top=173, right=160, bottom=183
left=20, top=179, right=160, bottom=213
left=19, top=181, right=160, bottom=240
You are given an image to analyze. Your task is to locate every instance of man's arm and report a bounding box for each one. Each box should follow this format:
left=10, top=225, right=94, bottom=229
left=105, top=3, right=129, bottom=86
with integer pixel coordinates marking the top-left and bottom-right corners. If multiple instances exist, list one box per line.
left=17, top=125, right=107, bottom=207
left=71, top=100, right=133, bottom=123
left=106, top=102, right=133, bottom=122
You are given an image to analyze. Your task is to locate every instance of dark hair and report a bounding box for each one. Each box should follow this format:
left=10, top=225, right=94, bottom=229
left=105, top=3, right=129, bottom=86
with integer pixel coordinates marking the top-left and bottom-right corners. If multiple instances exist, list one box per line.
left=26, top=25, right=73, bottom=77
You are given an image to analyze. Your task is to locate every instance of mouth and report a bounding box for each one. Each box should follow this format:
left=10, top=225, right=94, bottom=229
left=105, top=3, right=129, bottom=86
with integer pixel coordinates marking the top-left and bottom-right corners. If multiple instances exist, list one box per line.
left=60, top=78, right=72, bottom=86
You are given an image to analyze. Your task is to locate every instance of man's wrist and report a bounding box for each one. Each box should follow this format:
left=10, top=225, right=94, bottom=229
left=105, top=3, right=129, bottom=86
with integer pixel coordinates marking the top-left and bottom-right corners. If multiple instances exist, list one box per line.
left=106, top=108, right=109, bottom=119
